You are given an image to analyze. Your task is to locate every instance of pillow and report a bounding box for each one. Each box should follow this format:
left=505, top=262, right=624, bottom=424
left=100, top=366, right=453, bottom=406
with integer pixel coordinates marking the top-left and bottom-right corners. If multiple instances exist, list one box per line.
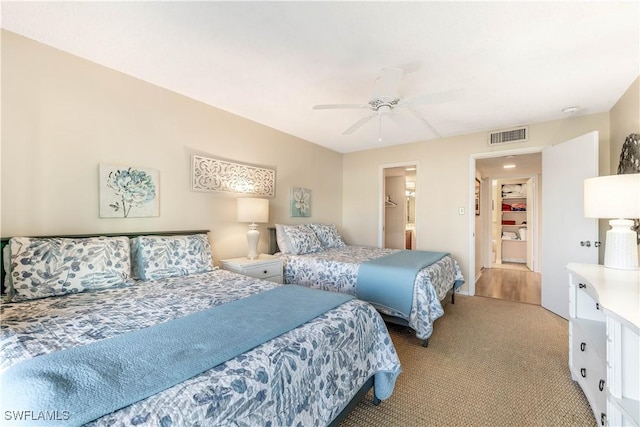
left=308, top=223, right=346, bottom=248
left=275, top=224, right=294, bottom=254
left=6, top=236, right=131, bottom=302
left=282, top=224, right=324, bottom=255
left=132, top=234, right=213, bottom=281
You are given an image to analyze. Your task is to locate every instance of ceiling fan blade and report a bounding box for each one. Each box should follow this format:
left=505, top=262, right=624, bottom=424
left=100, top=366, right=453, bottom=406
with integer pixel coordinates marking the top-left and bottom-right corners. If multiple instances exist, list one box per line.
left=342, top=112, right=377, bottom=135
left=373, top=67, right=404, bottom=98
left=406, top=106, right=441, bottom=138
left=395, top=60, right=422, bottom=75
left=312, top=103, right=369, bottom=110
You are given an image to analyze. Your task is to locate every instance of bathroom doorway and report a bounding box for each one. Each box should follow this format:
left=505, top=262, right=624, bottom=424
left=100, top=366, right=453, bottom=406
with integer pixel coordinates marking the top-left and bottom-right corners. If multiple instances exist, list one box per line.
left=379, top=162, right=418, bottom=249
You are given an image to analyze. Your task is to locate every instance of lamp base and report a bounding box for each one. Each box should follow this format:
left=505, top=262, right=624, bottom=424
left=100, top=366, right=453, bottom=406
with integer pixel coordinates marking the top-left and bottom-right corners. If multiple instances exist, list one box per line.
left=604, top=219, right=639, bottom=270
left=246, top=223, right=260, bottom=260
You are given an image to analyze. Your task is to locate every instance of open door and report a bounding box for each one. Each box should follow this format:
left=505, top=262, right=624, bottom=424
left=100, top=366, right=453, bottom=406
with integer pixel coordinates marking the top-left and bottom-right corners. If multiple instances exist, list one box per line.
left=541, top=132, right=599, bottom=319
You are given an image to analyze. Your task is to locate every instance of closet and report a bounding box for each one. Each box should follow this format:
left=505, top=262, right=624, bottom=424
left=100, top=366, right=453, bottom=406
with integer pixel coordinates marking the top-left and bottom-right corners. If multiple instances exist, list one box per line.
left=495, top=178, right=534, bottom=269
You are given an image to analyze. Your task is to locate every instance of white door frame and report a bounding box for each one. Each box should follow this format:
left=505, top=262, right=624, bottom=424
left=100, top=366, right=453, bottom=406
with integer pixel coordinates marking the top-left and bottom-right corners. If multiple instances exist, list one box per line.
left=468, top=146, right=548, bottom=296
left=378, top=161, right=420, bottom=248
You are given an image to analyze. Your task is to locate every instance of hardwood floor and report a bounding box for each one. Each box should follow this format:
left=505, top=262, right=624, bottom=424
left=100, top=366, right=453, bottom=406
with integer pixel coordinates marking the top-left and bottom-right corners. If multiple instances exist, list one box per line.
left=475, top=265, right=541, bottom=305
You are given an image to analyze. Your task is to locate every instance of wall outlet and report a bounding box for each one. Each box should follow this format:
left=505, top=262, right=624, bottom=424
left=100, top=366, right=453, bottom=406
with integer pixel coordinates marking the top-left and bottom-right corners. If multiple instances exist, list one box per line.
left=458, top=207, right=465, bottom=215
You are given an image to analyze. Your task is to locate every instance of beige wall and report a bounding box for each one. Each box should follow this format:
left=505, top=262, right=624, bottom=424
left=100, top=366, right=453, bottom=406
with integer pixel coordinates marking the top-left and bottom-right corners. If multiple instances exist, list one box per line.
left=343, top=114, right=611, bottom=292
left=3, top=29, right=638, bottom=286
left=0, top=31, right=343, bottom=263
left=607, top=75, right=640, bottom=265
left=610, top=76, right=640, bottom=172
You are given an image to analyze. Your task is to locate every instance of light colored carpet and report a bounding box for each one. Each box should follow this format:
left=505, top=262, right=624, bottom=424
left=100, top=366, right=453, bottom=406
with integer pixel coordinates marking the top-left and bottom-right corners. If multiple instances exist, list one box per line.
left=341, top=295, right=596, bottom=427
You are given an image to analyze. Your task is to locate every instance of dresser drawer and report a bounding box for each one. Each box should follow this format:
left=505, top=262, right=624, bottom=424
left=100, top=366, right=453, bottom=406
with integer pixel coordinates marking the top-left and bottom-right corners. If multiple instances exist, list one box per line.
left=571, top=320, right=607, bottom=421
left=243, top=262, right=282, bottom=280
left=575, top=278, right=599, bottom=303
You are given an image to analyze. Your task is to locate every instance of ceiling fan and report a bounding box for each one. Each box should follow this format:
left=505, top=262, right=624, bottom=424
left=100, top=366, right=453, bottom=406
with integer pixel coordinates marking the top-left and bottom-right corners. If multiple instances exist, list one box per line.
left=312, top=67, right=442, bottom=141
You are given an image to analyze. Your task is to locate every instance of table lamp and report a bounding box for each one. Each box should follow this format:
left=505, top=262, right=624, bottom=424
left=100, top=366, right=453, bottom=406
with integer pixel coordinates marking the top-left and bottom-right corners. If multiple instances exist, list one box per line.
left=584, top=173, right=640, bottom=270
left=237, top=198, right=269, bottom=259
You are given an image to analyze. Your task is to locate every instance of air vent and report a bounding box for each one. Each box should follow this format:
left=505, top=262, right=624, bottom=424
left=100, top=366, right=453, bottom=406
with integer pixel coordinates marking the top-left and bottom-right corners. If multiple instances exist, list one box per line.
left=488, top=127, right=528, bottom=145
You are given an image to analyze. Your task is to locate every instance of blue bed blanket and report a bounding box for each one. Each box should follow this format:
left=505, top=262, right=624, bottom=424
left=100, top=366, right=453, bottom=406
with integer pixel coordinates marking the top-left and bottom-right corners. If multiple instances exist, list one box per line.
left=0, top=285, right=354, bottom=427
left=356, top=250, right=449, bottom=318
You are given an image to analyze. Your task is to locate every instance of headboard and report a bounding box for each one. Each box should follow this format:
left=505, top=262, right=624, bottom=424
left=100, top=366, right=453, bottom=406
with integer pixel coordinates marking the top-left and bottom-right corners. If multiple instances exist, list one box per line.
left=0, top=230, right=210, bottom=296
left=267, top=227, right=279, bottom=255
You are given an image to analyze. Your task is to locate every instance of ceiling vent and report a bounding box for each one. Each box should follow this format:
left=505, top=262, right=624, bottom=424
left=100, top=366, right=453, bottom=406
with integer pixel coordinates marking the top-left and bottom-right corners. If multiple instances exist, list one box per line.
left=488, top=127, right=528, bottom=145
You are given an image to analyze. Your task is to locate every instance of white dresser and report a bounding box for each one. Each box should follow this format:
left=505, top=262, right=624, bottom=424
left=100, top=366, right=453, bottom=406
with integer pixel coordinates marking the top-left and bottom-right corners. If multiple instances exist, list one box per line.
left=567, top=263, right=639, bottom=426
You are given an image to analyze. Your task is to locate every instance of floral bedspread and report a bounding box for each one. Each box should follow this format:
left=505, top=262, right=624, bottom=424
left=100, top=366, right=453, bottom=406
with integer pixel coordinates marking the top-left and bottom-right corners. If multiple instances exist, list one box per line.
left=0, top=269, right=401, bottom=427
left=280, top=246, right=465, bottom=340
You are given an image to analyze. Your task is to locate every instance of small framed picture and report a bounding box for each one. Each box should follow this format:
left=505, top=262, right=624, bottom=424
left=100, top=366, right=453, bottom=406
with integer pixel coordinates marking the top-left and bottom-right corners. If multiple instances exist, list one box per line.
left=99, top=164, right=159, bottom=218
left=290, top=187, right=311, bottom=217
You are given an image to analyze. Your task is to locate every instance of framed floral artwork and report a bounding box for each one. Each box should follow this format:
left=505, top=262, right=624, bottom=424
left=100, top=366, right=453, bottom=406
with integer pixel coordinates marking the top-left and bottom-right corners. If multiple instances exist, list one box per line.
left=290, top=187, right=311, bottom=217
left=99, top=164, right=159, bottom=218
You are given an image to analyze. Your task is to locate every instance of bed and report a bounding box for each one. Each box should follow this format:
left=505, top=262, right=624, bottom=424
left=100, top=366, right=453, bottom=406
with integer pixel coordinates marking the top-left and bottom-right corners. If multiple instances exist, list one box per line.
left=0, top=231, right=401, bottom=427
left=269, top=224, right=465, bottom=347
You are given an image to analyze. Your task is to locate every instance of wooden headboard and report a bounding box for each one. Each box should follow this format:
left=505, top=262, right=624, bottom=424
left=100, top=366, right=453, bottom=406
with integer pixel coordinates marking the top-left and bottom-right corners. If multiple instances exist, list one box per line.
left=268, top=227, right=279, bottom=255
left=0, top=230, right=210, bottom=296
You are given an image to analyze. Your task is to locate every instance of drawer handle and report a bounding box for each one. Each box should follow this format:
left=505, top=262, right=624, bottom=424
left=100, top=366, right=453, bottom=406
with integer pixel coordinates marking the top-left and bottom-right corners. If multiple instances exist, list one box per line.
left=578, top=283, right=586, bottom=289
left=263, top=270, right=268, bottom=274
left=596, top=303, right=599, bottom=310
left=600, top=413, right=606, bottom=426
left=580, top=342, right=586, bottom=352
left=599, top=379, right=605, bottom=391
left=580, top=368, right=586, bottom=378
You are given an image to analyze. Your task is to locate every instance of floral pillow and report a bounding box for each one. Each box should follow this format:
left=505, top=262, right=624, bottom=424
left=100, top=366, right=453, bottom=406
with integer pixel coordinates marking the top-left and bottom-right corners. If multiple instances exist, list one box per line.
left=132, top=234, right=213, bottom=281
left=6, top=236, right=132, bottom=302
left=282, top=224, right=324, bottom=255
left=308, top=223, right=346, bottom=248
left=275, top=224, right=294, bottom=254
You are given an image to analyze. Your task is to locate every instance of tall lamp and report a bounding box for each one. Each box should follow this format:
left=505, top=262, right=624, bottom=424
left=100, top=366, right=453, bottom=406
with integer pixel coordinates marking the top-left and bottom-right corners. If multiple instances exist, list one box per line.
left=584, top=173, right=640, bottom=270
left=237, top=198, right=269, bottom=259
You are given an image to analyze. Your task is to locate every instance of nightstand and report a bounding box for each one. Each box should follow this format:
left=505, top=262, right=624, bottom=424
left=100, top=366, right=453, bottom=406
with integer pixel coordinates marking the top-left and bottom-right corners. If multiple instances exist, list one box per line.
left=220, top=254, right=283, bottom=284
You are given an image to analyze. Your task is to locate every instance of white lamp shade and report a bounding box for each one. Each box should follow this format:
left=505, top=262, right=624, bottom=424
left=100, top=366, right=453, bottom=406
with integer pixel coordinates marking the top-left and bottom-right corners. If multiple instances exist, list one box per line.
left=584, top=173, right=640, bottom=270
left=584, top=173, right=640, bottom=219
left=237, top=198, right=269, bottom=223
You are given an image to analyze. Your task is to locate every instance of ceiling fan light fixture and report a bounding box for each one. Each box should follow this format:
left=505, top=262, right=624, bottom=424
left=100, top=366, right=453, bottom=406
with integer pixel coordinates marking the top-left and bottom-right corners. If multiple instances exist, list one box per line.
left=314, top=66, right=441, bottom=140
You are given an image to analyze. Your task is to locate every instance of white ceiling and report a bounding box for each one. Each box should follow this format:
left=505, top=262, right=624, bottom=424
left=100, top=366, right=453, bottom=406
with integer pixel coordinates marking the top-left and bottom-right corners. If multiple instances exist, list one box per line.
left=476, top=153, right=541, bottom=179
left=2, top=1, right=639, bottom=154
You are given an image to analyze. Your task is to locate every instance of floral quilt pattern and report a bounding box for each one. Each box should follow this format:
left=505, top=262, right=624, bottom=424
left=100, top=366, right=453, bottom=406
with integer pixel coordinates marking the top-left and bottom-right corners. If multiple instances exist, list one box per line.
left=281, top=246, right=465, bottom=340
left=0, top=269, right=401, bottom=427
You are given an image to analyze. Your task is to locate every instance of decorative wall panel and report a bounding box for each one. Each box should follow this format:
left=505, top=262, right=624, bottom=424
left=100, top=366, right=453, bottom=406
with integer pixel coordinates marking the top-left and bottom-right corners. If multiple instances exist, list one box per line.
left=191, top=155, right=275, bottom=197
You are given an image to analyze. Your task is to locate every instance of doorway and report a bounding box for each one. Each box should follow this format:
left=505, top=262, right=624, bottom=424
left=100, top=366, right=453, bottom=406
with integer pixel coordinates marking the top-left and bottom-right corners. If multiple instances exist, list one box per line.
left=379, top=162, right=418, bottom=249
left=469, top=148, right=543, bottom=302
